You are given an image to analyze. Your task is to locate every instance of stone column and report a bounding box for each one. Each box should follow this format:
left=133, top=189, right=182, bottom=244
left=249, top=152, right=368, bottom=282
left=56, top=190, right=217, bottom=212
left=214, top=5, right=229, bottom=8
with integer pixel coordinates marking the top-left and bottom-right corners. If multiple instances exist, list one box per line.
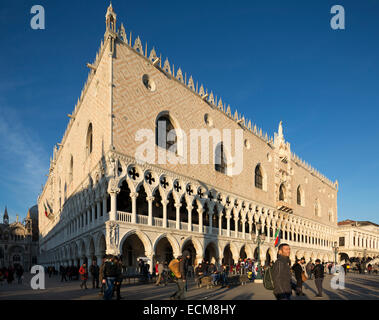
left=131, top=192, right=138, bottom=224
left=234, top=216, right=238, bottom=238
left=248, top=220, right=253, bottom=240
left=162, top=199, right=168, bottom=228
left=175, top=203, right=181, bottom=230
left=209, top=212, right=213, bottom=235
left=148, top=252, right=154, bottom=274
left=91, top=205, right=95, bottom=224
left=102, top=197, right=107, bottom=219
left=226, top=209, right=231, bottom=238
left=187, top=205, right=193, bottom=232
left=96, top=200, right=101, bottom=221
left=198, top=208, right=203, bottom=233
left=109, top=188, right=120, bottom=222
left=147, top=196, right=154, bottom=226
left=218, top=211, right=223, bottom=236
left=242, top=218, right=246, bottom=239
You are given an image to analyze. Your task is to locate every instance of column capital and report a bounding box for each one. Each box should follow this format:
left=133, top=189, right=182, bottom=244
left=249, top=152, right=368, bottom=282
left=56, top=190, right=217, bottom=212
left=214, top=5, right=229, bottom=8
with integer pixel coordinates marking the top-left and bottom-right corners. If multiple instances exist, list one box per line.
left=130, top=192, right=139, bottom=198
left=161, top=199, right=169, bottom=206
left=147, top=196, right=155, bottom=202
left=109, top=187, right=120, bottom=195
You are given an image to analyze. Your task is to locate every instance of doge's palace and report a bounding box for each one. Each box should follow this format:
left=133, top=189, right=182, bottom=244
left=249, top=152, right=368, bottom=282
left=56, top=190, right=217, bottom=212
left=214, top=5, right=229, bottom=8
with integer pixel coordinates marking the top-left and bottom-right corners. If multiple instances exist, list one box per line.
left=38, top=4, right=339, bottom=272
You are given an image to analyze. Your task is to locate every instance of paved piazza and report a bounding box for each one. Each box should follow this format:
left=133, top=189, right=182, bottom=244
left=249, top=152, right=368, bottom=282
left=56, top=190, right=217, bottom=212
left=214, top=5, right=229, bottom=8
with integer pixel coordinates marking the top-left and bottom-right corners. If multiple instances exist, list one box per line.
left=0, top=273, right=378, bottom=300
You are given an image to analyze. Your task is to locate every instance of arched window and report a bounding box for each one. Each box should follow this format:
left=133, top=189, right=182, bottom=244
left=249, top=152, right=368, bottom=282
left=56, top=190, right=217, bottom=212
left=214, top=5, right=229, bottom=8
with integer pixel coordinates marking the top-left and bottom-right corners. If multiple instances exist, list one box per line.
left=86, top=123, right=93, bottom=157
left=215, top=142, right=227, bottom=174
left=279, top=183, right=286, bottom=201
left=156, top=114, right=177, bottom=153
left=69, top=156, right=73, bottom=183
left=255, top=165, right=263, bottom=189
left=297, top=185, right=302, bottom=205
left=314, top=199, right=321, bottom=217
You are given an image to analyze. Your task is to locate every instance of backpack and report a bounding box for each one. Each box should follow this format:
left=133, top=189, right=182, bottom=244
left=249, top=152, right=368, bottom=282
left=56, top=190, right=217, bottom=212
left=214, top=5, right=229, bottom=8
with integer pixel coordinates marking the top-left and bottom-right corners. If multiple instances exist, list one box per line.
left=263, top=266, right=274, bottom=290
left=168, top=259, right=181, bottom=279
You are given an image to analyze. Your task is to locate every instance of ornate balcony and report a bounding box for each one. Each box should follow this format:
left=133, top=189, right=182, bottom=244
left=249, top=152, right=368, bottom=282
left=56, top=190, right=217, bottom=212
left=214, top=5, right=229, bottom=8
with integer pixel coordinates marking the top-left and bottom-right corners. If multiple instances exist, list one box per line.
left=277, top=200, right=293, bottom=214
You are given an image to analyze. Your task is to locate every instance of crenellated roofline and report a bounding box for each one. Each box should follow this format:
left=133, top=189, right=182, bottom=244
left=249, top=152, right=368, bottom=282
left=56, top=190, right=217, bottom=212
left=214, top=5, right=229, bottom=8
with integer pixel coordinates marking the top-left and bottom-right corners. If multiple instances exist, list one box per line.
left=41, top=3, right=337, bottom=200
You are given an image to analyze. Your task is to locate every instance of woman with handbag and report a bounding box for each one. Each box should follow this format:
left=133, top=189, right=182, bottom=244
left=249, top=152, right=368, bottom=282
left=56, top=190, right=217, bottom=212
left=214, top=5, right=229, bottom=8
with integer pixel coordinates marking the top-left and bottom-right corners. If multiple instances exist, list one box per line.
left=291, top=259, right=305, bottom=296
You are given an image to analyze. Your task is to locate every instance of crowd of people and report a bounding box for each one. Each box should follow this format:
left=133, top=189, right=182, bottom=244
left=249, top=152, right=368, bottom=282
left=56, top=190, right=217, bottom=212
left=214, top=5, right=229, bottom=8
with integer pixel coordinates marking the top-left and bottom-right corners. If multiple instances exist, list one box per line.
left=0, top=265, right=24, bottom=285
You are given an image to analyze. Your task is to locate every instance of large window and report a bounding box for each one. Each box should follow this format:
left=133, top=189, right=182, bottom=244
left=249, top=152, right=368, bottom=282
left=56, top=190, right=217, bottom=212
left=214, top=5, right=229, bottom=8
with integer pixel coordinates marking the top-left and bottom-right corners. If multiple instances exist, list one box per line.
left=69, top=156, right=73, bottom=183
left=339, top=237, right=345, bottom=247
left=156, top=114, right=177, bottom=153
left=297, top=185, right=303, bottom=205
left=255, top=165, right=263, bottom=189
left=215, top=142, right=227, bottom=174
left=279, top=183, right=286, bottom=201
left=86, top=123, right=93, bottom=157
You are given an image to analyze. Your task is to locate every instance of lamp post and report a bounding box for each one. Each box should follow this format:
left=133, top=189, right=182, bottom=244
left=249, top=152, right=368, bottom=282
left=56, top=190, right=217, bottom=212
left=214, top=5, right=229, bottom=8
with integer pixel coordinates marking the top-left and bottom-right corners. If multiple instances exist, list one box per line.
left=253, top=222, right=266, bottom=283
left=332, top=241, right=339, bottom=273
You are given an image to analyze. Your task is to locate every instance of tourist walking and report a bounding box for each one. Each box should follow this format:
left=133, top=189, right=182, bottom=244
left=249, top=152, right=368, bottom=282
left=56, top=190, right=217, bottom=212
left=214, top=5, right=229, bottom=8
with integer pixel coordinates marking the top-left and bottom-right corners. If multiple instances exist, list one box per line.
left=170, top=251, right=190, bottom=300
left=102, top=255, right=118, bottom=300
left=292, top=258, right=305, bottom=296
left=272, top=243, right=292, bottom=300
left=306, top=259, right=314, bottom=280
left=79, top=263, right=88, bottom=289
left=90, top=260, right=100, bottom=289
left=15, top=265, right=24, bottom=284
left=60, top=266, right=67, bottom=282
left=99, top=256, right=106, bottom=296
left=113, top=256, right=123, bottom=300
left=155, top=261, right=164, bottom=286
left=313, top=259, right=324, bottom=297
left=7, top=266, right=14, bottom=284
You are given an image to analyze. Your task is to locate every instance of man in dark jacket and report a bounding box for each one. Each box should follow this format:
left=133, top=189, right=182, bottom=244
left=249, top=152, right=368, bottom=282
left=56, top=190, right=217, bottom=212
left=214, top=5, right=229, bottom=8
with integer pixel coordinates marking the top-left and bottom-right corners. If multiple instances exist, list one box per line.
left=272, top=243, right=292, bottom=300
left=292, top=259, right=305, bottom=296
left=171, top=251, right=190, bottom=300
left=102, top=255, right=120, bottom=300
left=90, top=260, right=100, bottom=289
left=313, top=259, right=324, bottom=297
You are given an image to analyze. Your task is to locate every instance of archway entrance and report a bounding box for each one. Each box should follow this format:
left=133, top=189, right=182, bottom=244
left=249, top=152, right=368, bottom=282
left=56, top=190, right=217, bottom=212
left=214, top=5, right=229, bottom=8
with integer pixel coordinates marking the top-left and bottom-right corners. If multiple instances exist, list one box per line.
left=223, top=244, right=234, bottom=265
left=254, top=247, right=259, bottom=260
left=122, top=234, right=146, bottom=273
left=155, top=237, right=174, bottom=264
left=182, top=240, right=196, bottom=266
left=240, top=246, right=247, bottom=260
left=204, top=242, right=218, bottom=265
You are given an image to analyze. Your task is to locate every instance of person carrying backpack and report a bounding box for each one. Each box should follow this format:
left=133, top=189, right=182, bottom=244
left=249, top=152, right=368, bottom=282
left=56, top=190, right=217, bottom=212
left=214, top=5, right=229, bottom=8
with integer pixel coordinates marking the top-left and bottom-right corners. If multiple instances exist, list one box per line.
left=272, top=243, right=292, bottom=300
left=170, top=251, right=190, bottom=300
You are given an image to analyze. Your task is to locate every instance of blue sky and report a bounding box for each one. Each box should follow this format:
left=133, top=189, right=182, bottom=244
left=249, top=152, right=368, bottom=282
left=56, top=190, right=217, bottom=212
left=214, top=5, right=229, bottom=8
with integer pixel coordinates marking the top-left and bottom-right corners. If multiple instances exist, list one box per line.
left=0, top=0, right=378, bottom=224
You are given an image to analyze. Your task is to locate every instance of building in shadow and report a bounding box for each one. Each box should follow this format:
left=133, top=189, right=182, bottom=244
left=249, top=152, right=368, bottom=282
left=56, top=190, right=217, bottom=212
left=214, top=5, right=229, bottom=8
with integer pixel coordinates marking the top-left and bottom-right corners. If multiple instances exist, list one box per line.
left=0, top=206, right=39, bottom=270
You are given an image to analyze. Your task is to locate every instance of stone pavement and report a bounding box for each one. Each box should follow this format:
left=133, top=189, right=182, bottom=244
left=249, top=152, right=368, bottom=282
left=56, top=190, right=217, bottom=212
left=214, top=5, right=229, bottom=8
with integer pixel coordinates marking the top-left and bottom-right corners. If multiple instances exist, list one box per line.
left=0, top=273, right=378, bottom=300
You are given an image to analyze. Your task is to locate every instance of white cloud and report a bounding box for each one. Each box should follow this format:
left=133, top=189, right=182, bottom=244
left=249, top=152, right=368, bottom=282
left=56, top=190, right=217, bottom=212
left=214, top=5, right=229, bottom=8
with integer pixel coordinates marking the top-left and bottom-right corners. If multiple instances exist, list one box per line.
left=0, top=107, right=49, bottom=219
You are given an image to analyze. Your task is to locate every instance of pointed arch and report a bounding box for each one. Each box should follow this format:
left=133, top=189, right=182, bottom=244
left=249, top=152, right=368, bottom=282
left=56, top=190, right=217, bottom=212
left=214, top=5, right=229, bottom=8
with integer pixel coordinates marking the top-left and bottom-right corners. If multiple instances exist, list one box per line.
left=155, top=111, right=184, bottom=157
left=119, top=229, right=153, bottom=256
left=279, top=183, right=286, bottom=201
left=86, top=123, right=93, bottom=157
left=153, top=233, right=180, bottom=257
left=297, top=185, right=304, bottom=206
left=254, top=164, right=267, bottom=191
